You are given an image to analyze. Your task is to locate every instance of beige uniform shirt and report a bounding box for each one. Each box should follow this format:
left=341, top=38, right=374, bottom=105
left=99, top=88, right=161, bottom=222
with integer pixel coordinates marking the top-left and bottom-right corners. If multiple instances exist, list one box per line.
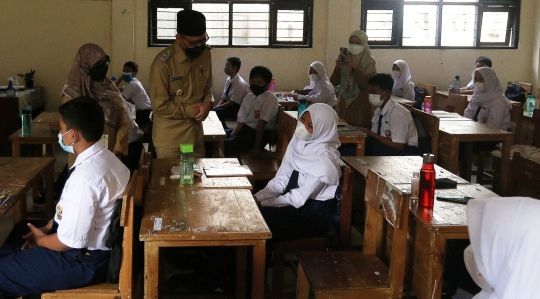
left=150, top=42, right=213, bottom=157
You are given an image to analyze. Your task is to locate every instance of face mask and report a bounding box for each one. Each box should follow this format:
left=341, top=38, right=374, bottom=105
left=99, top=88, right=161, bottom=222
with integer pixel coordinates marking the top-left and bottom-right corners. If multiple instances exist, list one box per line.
left=474, top=82, right=485, bottom=93
left=250, top=84, right=267, bottom=96
left=369, top=93, right=384, bottom=107
left=349, top=44, right=364, bottom=55
left=392, top=70, right=401, bottom=79
left=309, top=74, right=318, bottom=82
left=224, top=66, right=232, bottom=76
left=184, top=45, right=205, bottom=59
left=121, top=72, right=133, bottom=83
left=58, top=130, right=76, bottom=154
left=88, top=64, right=109, bottom=82
left=294, top=121, right=312, bottom=141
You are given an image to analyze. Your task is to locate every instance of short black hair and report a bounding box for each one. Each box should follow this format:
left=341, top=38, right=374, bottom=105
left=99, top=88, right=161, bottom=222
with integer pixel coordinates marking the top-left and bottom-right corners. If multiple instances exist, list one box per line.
left=249, top=66, right=273, bottom=85
left=227, top=57, right=241, bottom=71
left=368, top=73, right=394, bottom=93
left=58, top=96, right=104, bottom=143
left=476, top=56, right=492, bottom=68
left=124, top=61, right=139, bottom=72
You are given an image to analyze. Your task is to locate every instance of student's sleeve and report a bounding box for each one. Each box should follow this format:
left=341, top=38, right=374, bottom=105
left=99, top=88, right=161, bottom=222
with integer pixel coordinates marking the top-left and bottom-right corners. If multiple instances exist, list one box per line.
left=259, top=95, right=279, bottom=123
left=260, top=174, right=326, bottom=208
left=230, top=83, right=249, bottom=105
left=300, top=83, right=334, bottom=104
left=389, top=112, right=411, bottom=144
left=121, top=83, right=140, bottom=100
left=404, top=82, right=415, bottom=101
left=486, top=102, right=507, bottom=129
left=236, top=95, right=249, bottom=123
left=254, top=157, right=291, bottom=200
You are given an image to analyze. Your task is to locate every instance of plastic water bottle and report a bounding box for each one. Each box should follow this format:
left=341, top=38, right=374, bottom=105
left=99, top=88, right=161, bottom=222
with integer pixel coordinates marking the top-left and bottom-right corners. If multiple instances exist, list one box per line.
left=527, top=95, right=536, bottom=114
left=21, top=108, right=32, bottom=137
left=452, top=75, right=461, bottom=94
left=180, top=143, right=194, bottom=185
left=6, top=78, right=16, bottom=97
left=410, top=171, right=420, bottom=201
left=298, top=99, right=307, bottom=118
left=423, top=96, right=432, bottom=114
left=419, top=154, right=436, bottom=208
left=269, top=78, right=276, bottom=93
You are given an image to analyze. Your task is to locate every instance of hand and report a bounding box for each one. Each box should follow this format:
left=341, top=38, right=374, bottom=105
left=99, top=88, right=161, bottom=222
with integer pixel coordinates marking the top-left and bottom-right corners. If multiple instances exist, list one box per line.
left=347, top=57, right=359, bottom=69
left=194, top=102, right=212, bottom=122
left=283, top=93, right=293, bottom=97
left=22, top=223, right=47, bottom=250
left=335, top=58, right=343, bottom=69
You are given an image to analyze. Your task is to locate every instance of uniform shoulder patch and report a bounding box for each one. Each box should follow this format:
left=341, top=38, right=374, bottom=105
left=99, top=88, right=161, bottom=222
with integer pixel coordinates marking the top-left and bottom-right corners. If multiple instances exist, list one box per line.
left=158, top=49, right=172, bottom=63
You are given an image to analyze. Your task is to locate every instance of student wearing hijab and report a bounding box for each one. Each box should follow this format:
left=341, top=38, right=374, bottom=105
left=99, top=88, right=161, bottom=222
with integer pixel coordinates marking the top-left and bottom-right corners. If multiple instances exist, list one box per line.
left=465, top=196, right=540, bottom=299
left=460, top=56, right=493, bottom=95
left=284, top=61, right=337, bottom=107
left=331, top=30, right=377, bottom=128
left=391, top=59, right=415, bottom=101
left=255, top=103, right=342, bottom=243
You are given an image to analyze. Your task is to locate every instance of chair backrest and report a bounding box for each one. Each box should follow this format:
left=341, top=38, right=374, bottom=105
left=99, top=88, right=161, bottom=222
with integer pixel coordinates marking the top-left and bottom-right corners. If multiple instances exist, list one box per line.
left=418, top=83, right=436, bottom=97
left=138, top=150, right=152, bottom=194
left=510, top=105, right=524, bottom=144
left=275, top=108, right=296, bottom=164
left=338, top=165, right=353, bottom=249
left=363, top=169, right=410, bottom=292
left=510, top=151, right=540, bottom=199
left=268, top=105, right=284, bottom=149
left=447, top=94, right=469, bottom=116
left=403, top=104, right=440, bottom=162
left=532, top=109, right=540, bottom=148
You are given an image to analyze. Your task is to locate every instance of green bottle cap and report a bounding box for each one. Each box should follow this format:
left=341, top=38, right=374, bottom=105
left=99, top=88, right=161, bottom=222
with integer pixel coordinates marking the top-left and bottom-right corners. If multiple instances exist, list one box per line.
left=180, top=143, right=194, bottom=153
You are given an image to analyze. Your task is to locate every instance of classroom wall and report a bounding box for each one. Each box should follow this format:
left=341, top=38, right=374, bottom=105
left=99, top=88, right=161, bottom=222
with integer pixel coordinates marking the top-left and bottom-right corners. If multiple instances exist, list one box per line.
left=532, top=0, right=540, bottom=90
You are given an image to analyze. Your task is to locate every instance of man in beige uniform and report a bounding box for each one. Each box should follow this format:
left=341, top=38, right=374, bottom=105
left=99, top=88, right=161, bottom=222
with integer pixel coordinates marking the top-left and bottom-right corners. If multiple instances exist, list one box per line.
left=150, top=9, right=213, bottom=158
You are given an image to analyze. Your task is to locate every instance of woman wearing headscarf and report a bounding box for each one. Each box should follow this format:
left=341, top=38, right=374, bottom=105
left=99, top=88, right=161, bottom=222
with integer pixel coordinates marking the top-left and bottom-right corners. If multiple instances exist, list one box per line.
left=465, top=196, right=540, bottom=299
left=61, top=43, right=128, bottom=163
left=255, top=103, right=342, bottom=242
left=285, top=61, right=337, bottom=107
left=391, top=59, right=415, bottom=101
left=463, top=67, right=511, bottom=130
left=330, top=30, right=377, bottom=128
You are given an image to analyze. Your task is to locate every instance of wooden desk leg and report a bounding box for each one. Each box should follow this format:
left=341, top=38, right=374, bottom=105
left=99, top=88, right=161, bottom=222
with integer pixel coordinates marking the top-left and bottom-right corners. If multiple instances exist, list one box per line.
left=251, top=240, right=266, bottom=299
left=462, top=142, right=473, bottom=181
left=296, top=264, right=310, bottom=299
left=44, top=166, right=55, bottom=219
left=12, top=194, right=27, bottom=225
left=12, top=142, right=20, bottom=157
left=500, top=136, right=512, bottom=196
left=218, top=139, right=225, bottom=158
left=236, top=246, right=247, bottom=299
left=144, top=242, right=160, bottom=299
left=427, top=235, right=448, bottom=299
left=355, top=139, right=365, bottom=156
left=45, top=144, right=54, bottom=157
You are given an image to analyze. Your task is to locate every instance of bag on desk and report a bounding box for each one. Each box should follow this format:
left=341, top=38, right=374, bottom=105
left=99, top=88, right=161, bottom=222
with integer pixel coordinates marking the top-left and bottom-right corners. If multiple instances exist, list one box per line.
left=413, top=86, right=426, bottom=110
left=505, top=83, right=527, bottom=105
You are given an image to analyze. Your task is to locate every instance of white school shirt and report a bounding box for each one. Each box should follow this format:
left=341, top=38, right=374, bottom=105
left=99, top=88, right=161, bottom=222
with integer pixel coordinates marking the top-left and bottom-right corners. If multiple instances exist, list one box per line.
left=121, top=77, right=152, bottom=110
left=222, top=74, right=249, bottom=105
left=237, top=90, right=279, bottom=130
left=371, top=98, right=418, bottom=147
left=391, top=81, right=415, bottom=102
left=254, top=151, right=338, bottom=208
left=55, top=142, right=130, bottom=250
left=298, top=80, right=337, bottom=107
left=121, top=98, right=144, bottom=143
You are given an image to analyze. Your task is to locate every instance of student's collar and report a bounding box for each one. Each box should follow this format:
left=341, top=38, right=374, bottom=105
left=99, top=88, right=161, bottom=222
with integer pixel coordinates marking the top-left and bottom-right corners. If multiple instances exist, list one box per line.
left=379, top=96, right=395, bottom=115
left=72, top=142, right=106, bottom=169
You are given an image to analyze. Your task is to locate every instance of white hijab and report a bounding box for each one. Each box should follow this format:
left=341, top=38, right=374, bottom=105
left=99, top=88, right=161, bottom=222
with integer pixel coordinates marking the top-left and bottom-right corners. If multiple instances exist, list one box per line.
left=391, top=59, right=413, bottom=95
left=285, top=103, right=342, bottom=185
left=467, top=197, right=540, bottom=299
left=307, top=61, right=330, bottom=90
left=464, top=67, right=512, bottom=119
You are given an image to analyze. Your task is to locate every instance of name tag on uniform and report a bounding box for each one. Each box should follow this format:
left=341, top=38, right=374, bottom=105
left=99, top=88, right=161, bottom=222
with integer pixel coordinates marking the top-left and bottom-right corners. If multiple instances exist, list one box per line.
left=171, top=76, right=183, bottom=81
left=100, top=134, right=109, bottom=149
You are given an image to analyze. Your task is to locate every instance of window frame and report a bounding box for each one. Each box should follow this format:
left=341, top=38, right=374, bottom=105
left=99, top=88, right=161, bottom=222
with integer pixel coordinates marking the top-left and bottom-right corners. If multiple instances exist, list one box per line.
left=360, top=0, right=520, bottom=49
left=148, top=0, right=313, bottom=48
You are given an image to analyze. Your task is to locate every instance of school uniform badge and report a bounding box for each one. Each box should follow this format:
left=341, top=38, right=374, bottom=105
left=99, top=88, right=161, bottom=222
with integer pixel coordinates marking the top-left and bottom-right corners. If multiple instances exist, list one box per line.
left=56, top=205, right=63, bottom=220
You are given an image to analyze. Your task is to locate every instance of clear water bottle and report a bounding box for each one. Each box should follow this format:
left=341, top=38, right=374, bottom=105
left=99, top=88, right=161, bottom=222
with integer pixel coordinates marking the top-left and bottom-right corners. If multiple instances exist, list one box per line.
left=411, top=171, right=420, bottom=201
left=298, top=99, right=307, bottom=118
left=526, top=95, right=536, bottom=114
left=6, top=77, right=16, bottom=97
left=21, top=108, right=32, bottom=137
left=180, top=143, right=194, bottom=185
left=452, top=75, right=461, bottom=94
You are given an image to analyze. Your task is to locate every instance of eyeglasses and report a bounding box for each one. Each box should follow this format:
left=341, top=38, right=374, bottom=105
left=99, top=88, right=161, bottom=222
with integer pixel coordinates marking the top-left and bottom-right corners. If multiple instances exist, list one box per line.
left=180, top=33, right=210, bottom=47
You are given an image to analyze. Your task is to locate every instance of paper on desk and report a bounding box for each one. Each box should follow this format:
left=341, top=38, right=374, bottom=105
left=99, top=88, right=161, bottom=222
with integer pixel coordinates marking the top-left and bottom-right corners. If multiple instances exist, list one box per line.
left=203, top=165, right=253, bottom=177
left=0, top=194, right=10, bottom=206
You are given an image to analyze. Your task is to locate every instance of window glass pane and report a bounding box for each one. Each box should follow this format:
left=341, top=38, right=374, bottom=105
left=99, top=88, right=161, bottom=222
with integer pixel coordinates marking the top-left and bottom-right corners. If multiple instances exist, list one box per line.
left=403, top=5, right=438, bottom=46
left=404, top=0, right=437, bottom=2
left=443, top=0, right=477, bottom=2
left=232, top=4, right=270, bottom=46
left=441, top=5, right=476, bottom=46
left=365, top=10, right=393, bottom=42
left=480, top=11, right=509, bottom=43
left=156, top=8, right=183, bottom=40
left=276, top=10, right=304, bottom=42
left=193, top=3, right=229, bottom=46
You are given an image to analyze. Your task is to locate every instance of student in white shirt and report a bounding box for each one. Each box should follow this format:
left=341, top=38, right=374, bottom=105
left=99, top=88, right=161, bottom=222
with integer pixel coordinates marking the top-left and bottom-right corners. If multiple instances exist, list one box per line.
left=255, top=103, right=342, bottom=243
left=459, top=56, right=492, bottom=95
left=359, top=73, right=418, bottom=156
left=120, top=98, right=144, bottom=172
left=391, top=59, right=415, bottom=101
left=225, top=66, right=279, bottom=157
left=115, top=61, right=152, bottom=127
left=284, top=61, right=337, bottom=107
left=212, top=57, right=249, bottom=128
left=0, top=96, right=130, bottom=298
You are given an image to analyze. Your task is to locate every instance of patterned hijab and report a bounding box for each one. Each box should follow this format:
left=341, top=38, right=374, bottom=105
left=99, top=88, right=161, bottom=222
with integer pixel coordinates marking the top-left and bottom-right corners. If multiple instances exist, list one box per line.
left=61, top=43, right=122, bottom=129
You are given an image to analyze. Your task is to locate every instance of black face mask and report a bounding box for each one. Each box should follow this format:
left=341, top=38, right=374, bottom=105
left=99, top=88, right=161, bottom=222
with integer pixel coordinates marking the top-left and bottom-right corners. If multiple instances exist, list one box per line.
left=250, top=84, right=267, bottom=96
left=88, top=64, right=109, bottom=82
left=184, top=46, right=205, bottom=59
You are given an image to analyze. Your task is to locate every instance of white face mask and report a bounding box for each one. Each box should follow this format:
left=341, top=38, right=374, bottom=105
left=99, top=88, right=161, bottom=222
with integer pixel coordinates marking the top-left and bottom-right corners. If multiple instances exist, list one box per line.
left=369, top=94, right=384, bottom=107
left=392, top=70, right=401, bottom=79
left=474, top=82, right=485, bottom=93
left=294, top=121, right=312, bottom=140
left=349, top=44, right=364, bottom=55
left=309, top=74, right=318, bottom=82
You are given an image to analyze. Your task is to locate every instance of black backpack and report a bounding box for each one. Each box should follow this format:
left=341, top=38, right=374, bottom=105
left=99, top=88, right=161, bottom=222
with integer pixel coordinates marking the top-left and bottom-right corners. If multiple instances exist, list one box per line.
left=413, top=86, right=426, bottom=110
left=505, top=83, right=527, bottom=105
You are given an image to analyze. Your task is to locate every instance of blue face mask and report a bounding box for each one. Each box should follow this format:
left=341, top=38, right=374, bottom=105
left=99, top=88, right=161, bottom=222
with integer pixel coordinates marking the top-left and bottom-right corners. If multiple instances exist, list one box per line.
left=58, top=129, right=76, bottom=154
left=121, top=72, right=133, bottom=83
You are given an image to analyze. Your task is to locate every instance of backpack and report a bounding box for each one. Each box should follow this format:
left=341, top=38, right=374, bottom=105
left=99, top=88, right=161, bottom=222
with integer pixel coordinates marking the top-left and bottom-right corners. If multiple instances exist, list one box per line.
left=505, top=83, right=527, bottom=105
left=410, top=111, right=431, bottom=156
left=413, top=86, right=426, bottom=110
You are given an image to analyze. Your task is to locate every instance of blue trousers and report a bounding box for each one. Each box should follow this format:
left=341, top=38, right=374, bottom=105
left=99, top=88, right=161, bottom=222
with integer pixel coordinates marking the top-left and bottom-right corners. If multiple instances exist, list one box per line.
left=0, top=220, right=110, bottom=299
left=213, top=104, right=240, bottom=121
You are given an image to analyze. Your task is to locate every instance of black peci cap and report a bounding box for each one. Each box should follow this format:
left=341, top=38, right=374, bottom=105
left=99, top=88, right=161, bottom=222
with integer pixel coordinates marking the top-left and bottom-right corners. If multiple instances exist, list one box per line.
left=177, top=10, right=206, bottom=37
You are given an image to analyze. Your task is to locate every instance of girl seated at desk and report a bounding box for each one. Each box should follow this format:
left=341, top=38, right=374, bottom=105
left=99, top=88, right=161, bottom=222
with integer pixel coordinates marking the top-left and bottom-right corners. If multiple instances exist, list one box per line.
left=391, top=59, right=415, bottom=102
left=254, top=103, right=342, bottom=245
left=284, top=61, right=337, bottom=107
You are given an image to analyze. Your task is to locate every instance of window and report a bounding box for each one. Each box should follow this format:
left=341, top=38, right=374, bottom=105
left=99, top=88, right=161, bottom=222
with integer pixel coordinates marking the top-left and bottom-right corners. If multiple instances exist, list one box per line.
left=148, top=0, right=313, bottom=48
left=361, top=0, right=520, bottom=48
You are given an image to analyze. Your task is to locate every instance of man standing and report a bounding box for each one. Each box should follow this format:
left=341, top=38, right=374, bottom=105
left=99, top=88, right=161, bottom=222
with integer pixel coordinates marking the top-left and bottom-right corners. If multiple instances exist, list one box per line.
left=212, top=57, right=249, bottom=128
left=150, top=9, right=213, bottom=158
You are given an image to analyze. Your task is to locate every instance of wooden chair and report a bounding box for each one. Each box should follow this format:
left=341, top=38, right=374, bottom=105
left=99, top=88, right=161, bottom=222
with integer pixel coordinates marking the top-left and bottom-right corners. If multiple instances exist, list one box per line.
left=270, top=165, right=353, bottom=299
left=509, top=151, right=540, bottom=198
left=402, top=104, right=440, bottom=162
left=295, top=169, right=410, bottom=299
left=418, top=83, right=436, bottom=97
left=42, top=170, right=141, bottom=299
left=446, top=94, right=469, bottom=116
left=138, top=150, right=152, bottom=191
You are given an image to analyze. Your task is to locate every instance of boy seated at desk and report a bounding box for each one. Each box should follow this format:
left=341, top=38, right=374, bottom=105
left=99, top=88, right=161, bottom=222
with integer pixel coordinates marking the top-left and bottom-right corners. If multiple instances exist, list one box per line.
left=115, top=61, right=152, bottom=127
left=358, top=73, right=418, bottom=156
left=0, top=96, right=130, bottom=298
left=224, top=66, right=279, bottom=157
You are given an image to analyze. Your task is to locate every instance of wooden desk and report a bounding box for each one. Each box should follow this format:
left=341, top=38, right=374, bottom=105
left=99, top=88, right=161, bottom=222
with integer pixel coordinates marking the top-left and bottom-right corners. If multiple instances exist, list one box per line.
left=33, top=111, right=60, bottom=124
left=434, top=90, right=520, bottom=110
left=140, top=188, right=271, bottom=299
left=9, top=122, right=57, bottom=157
left=203, top=111, right=226, bottom=158
left=438, top=120, right=513, bottom=194
left=284, top=111, right=367, bottom=156
left=149, top=158, right=252, bottom=190
left=0, top=157, right=55, bottom=223
left=392, top=95, right=414, bottom=105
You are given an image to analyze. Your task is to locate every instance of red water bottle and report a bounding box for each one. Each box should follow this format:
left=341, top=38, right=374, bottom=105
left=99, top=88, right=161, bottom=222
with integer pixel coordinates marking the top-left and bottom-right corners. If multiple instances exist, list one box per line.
left=419, top=153, right=436, bottom=208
